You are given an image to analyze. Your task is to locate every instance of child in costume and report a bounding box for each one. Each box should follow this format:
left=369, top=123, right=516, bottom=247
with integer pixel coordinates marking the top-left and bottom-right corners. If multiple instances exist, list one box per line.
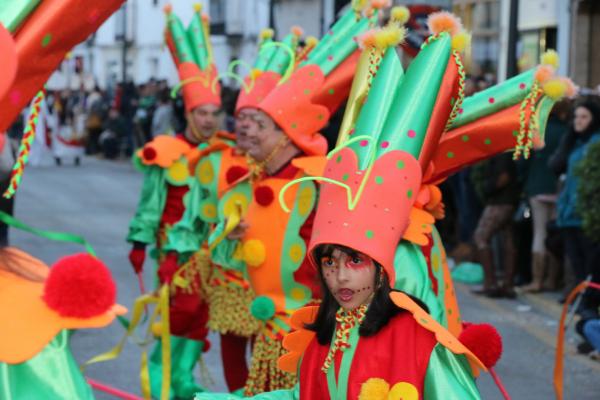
left=0, top=248, right=126, bottom=399
left=126, top=4, right=232, bottom=398
left=164, top=26, right=316, bottom=393
left=207, top=2, right=382, bottom=395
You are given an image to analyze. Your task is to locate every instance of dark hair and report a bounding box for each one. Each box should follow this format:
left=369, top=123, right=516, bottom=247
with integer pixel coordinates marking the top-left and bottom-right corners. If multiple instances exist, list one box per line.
left=305, top=244, right=429, bottom=345
left=572, top=98, right=600, bottom=136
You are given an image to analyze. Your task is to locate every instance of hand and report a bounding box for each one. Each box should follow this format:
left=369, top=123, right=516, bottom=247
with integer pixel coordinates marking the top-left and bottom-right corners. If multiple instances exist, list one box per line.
left=226, top=219, right=249, bottom=241
left=158, top=252, right=179, bottom=284
left=128, top=246, right=146, bottom=274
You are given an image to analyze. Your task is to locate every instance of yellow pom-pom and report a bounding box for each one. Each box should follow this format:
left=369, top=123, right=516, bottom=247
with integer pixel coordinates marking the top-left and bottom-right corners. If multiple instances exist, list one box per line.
left=352, top=0, right=369, bottom=12
left=543, top=79, right=567, bottom=100
left=291, top=25, right=304, bottom=37
left=306, top=36, right=319, bottom=47
left=374, top=26, right=406, bottom=50
left=193, top=3, right=202, bottom=12
left=163, top=4, right=172, bottom=14
left=427, top=11, right=463, bottom=36
left=359, top=378, right=390, bottom=400
left=541, top=49, right=559, bottom=69
left=388, top=382, right=419, bottom=400
left=451, top=31, right=471, bottom=52
left=391, top=6, right=410, bottom=25
left=370, top=0, right=392, bottom=10
left=260, top=28, right=274, bottom=40
left=535, top=65, right=555, bottom=83
left=151, top=321, right=163, bottom=337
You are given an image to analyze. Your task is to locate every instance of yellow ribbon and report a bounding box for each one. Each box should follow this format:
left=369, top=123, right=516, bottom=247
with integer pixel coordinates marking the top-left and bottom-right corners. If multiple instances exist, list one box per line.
left=83, top=285, right=172, bottom=400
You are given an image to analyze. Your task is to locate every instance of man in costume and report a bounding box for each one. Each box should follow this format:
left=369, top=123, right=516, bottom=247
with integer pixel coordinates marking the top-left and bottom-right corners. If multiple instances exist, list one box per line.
left=126, top=4, right=230, bottom=398
left=205, top=2, right=386, bottom=395
left=162, top=26, right=319, bottom=394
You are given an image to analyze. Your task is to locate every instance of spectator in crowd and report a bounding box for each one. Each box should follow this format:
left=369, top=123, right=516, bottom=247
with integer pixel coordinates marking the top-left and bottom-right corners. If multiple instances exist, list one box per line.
left=151, top=88, right=174, bottom=137
left=100, top=107, right=127, bottom=159
left=549, top=99, right=600, bottom=296
left=520, top=99, right=570, bottom=292
left=85, top=85, right=107, bottom=155
left=471, top=153, right=521, bottom=298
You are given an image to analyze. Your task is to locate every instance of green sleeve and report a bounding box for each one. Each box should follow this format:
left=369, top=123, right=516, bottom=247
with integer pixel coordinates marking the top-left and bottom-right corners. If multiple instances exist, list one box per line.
left=163, top=181, right=209, bottom=255
left=207, top=221, right=246, bottom=272
left=423, top=344, right=481, bottom=400
left=127, top=165, right=167, bottom=245
left=195, top=386, right=299, bottom=400
left=393, top=241, right=446, bottom=326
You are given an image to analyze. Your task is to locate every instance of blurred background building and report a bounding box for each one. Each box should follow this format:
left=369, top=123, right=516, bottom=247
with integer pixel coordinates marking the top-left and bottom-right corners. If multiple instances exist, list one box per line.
left=48, top=0, right=600, bottom=91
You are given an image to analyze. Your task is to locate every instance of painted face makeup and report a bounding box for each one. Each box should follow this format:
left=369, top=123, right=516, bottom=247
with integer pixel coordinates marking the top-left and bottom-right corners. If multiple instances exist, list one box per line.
left=320, top=248, right=377, bottom=311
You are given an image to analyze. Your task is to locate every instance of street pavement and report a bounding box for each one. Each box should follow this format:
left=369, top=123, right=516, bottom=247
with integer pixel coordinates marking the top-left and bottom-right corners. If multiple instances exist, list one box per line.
left=9, top=154, right=600, bottom=399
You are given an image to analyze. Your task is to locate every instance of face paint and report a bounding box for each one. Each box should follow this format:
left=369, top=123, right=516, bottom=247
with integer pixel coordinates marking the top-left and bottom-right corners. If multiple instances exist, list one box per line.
left=321, top=247, right=377, bottom=311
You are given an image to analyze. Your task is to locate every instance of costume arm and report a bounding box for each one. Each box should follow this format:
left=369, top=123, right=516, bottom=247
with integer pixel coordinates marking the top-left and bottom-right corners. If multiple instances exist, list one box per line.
left=423, top=343, right=481, bottom=400
left=164, top=181, right=209, bottom=255
left=194, top=386, right=299, bottom=400
left=208, top=221, right=246, bottom=272
left=127, top=165, right=166, bottom=245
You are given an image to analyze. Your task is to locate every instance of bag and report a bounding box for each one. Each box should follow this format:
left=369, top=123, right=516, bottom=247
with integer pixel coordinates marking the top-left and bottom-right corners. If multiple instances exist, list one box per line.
left=86, top=114, right=102, bottom=131
left=513, top=199, right=531, bottom=223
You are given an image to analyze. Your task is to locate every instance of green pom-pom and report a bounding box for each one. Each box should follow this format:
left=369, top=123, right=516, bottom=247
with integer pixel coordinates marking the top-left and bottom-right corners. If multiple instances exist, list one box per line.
left=250, top=296, right=276, bottom=321
left=132, top=153, right=146, bottom=172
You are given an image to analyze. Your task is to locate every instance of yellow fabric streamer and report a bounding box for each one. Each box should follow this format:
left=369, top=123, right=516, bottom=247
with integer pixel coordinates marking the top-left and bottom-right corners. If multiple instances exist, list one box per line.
left=208, top=201, right=242, bottom=251
left=83, top=285, right=172, bottom=400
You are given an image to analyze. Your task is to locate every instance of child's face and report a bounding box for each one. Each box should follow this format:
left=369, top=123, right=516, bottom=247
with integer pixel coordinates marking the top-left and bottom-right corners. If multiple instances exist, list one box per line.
left=319, top=248, right=377, bottom=311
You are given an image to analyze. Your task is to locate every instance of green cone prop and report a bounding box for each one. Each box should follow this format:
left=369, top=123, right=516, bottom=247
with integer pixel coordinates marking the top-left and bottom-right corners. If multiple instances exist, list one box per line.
left=0, top=0, right=40, bottom=33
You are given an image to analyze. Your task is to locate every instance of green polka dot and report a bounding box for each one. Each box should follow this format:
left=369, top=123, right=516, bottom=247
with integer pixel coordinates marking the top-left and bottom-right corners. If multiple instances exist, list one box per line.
left=447, top=151, right=455, bottom=158
left=461, top=135, right=469, bottom=142
left=41, top=33, right=52, bottom=47
left=365, top=230, right=374, bottom=239
left=484, top=138, right=492, bottom=145
left=309, top=71, right=315, bottom=77
left=407, top=189, right=413, bottom=199
left=420, top=318, right=428, bottom=324
left=342, top=173, right=349, bottom=181
left=336, top=155, right=342, bottom=163
left=303, top=89, right=311, bottom=95
left=317, top=114, right=324, bottom=120
left=291, top=123, right=298, bottom=129
left=512, top=130, right=519, bottom=137
left=448, top=308, right=453, bottom=315
left=375, top=176, right=383, bottom=184
left=450, top=97, right=455, bottom=106
left=328, top=88, right=335, bottom=95
left=396, top=160, right=405, bottom=169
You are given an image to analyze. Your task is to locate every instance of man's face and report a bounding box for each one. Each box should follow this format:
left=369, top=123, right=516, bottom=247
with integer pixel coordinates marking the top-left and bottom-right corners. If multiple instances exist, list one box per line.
left=236, top=108, right=285, bottom=161
left=234, top=109, right=255, bottom=153
left=187, top=104, right=222, bottom=142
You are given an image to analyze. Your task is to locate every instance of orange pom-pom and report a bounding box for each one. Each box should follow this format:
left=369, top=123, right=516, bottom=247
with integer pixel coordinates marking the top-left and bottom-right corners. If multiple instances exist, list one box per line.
left=163, top=4, right=173, bottom=14
left=534, top=65, right=555, bottom=83
left=427, top=11, right=463, bottom=36
left=370, top=0, right=392, bottom=9
left=291, top=25, right=304, bottom=37
left=561, top=77, right=578, bottom=98
left=201, top=13, right=210, bottom=23
left=357, top=29, right=377, bottom=49
left=43, top=254, right=116, bottom=318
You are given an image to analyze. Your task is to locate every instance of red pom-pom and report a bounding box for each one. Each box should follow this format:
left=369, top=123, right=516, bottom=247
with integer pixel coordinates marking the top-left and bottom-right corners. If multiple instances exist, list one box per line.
left=143, top=146, right=157, bottom=161
left=202, top=338, right=211, bottom=353
left=226, top=166, right=249, bottom=184
left=459, top=323, right=503, bottom=368
left=254, top=186, right=274, bottom=206
left=43, top=254, right=116, bottom=318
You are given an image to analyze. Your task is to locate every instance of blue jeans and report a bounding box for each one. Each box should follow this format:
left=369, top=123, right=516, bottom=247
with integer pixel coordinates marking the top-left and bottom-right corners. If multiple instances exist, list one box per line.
left=583, top=319, right=600, bottom=351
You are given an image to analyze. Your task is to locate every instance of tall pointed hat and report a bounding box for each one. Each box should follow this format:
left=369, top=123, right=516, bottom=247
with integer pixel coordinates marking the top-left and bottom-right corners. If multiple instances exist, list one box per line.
left=254, top=0, right=385, bottom=156
left=234, top=27, right=307, bottom=113
left=426, top=49, right=576, bottom=182
left=164, top=3, right=221, bottom=112
left=275, top=12, right=470, bottom=284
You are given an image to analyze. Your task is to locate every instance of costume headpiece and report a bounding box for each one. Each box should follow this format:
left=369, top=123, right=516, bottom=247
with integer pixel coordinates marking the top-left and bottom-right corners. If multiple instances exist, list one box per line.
left=281, top=12, right=572, bottom=285
left=164, top=3, right=221, bottom=112
left=0, top=0, right=124, bottom=132
left=254, top=0, right=385, bottom=156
